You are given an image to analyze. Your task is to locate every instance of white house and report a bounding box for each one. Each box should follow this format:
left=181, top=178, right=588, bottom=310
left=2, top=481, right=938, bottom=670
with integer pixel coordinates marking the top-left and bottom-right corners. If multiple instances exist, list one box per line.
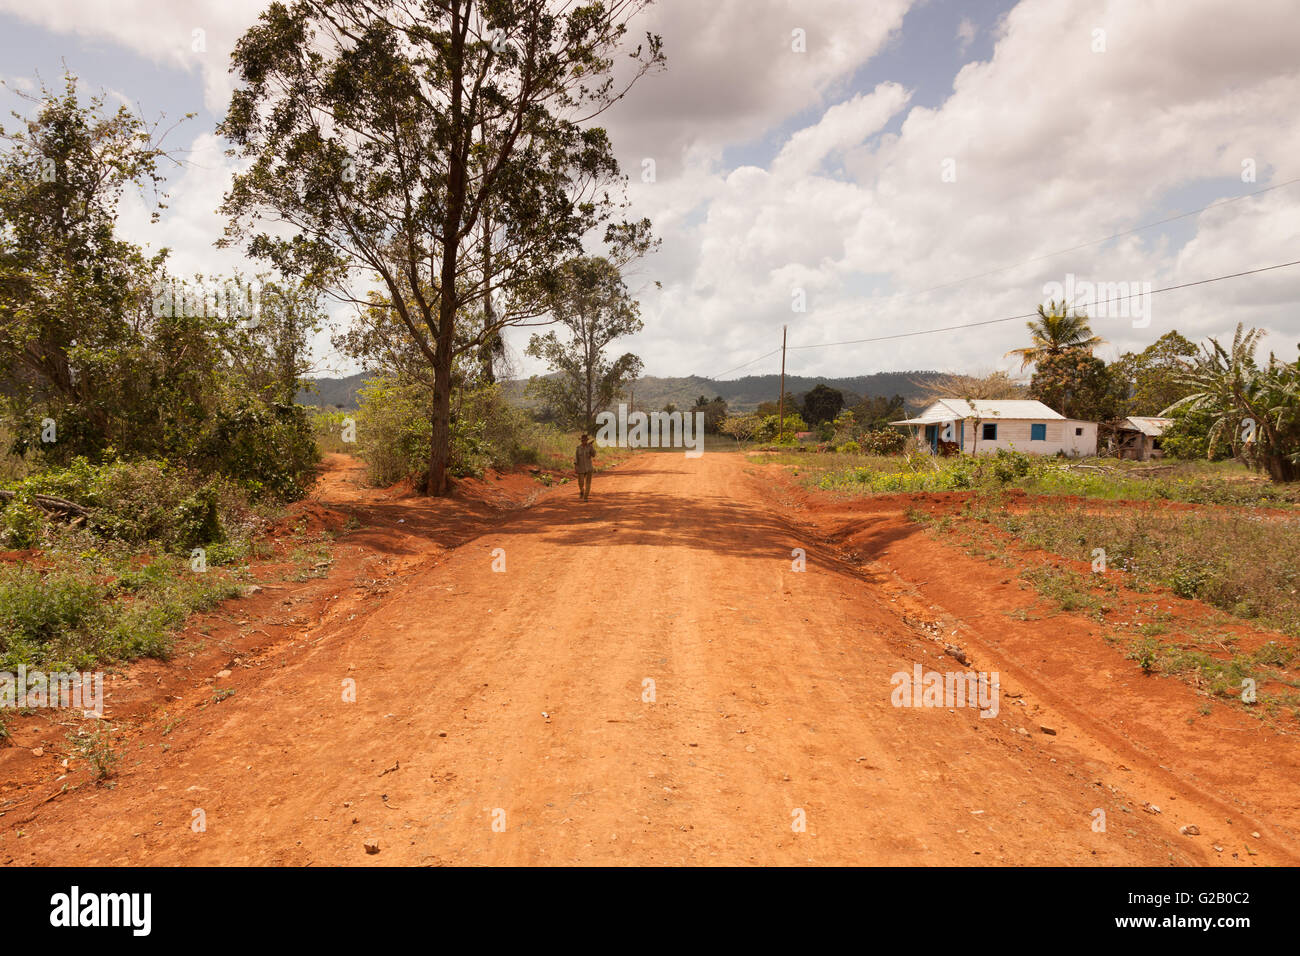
left=891, top=399, right=1098, bottom=457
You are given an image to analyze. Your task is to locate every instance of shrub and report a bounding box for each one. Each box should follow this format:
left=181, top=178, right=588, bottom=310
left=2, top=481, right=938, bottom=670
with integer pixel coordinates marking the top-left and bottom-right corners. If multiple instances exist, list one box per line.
left=0, top=568, right=108, bottom=670
left=0, top=491, right=46, bottom=549
left=190, top=400, right=319, bottom=501
left=357, top=375, right=542, bottom=485
left=174, top=486, right=226, bottom=549
left=755, top=413, right=808, bottom=442
left=836, top=441, right=862, bottom=454
left=4, top=458, right=240, bottom=551
left=355, top=375, right=435, bottom=486
left=859, top=429, right=906, bottom=455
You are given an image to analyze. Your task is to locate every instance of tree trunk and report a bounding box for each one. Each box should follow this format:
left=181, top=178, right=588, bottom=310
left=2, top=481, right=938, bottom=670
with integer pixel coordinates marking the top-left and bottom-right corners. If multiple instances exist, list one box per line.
left=1266, top=453, right=1298, bottom=483
left=428, top=308, right=456, bottom=496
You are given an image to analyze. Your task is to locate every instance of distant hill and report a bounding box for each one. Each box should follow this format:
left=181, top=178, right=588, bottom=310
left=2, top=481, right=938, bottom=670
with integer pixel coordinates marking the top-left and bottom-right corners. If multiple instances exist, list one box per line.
left=503, top=371, right=943, bottom=413
left=303, top=369, right=946, bottom=414
left=296, top=371, right=370, bottom=409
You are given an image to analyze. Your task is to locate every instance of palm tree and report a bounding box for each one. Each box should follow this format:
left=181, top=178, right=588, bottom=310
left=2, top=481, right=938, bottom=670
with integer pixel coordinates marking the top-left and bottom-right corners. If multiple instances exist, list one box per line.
left=1163, top=324, right=1300, bottom=482
left=1005, top=300, right=1105, bottom=370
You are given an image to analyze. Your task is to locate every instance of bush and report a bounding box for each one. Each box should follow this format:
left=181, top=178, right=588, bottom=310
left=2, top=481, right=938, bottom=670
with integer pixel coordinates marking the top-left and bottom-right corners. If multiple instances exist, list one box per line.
left=190, top=401, right=319, bottom=501
left=3, top=458, right=241, bottom=551
left=991, top=448, right=1034, bottom=483
left=355, top=375, right=435, bottom=486
left=836, top=441, right=862, bottom=454
left=311, top=409, right=356, bottom=455
left=756, top=413, right=809, bottom=442
left=1160, top=405, right=1228, bottom=461
left=356, top=375, right=542, bottom=486
left=0, top=491, right=46, bottom=549
left=0, top=568, right=108, bottom=670
left=859, top=429, right=906, bottom=455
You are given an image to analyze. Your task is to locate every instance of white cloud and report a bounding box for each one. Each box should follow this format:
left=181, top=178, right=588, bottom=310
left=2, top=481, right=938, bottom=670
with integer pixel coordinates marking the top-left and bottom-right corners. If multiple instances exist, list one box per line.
left=592, top=0, right=1300, bottom=381
left=0, top=0, right=265, bottom=114
left=10, top=0, right=1300, bottom=382
left=956, top=17, right=977, bottom=53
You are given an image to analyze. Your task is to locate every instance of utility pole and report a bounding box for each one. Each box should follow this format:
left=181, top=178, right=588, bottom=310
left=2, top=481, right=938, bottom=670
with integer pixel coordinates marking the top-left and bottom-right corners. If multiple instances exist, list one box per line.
left=778, top=325, right=787, bottom=440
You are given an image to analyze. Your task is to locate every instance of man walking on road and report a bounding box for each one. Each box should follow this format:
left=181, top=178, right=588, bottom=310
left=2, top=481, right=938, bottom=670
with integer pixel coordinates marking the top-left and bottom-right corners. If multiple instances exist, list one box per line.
left=575, top=432, right=596, bottom=501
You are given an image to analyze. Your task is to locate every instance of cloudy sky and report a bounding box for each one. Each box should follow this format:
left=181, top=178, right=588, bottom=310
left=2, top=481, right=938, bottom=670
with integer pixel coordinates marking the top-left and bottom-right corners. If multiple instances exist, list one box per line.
left=2, top=0, right=1297, bottom=383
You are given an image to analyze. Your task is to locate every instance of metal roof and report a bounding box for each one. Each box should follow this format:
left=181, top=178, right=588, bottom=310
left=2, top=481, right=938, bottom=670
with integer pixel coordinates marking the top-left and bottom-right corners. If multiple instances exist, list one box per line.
left=892, top=399, right=1067, bottom=426
left=1121, top=416, right=1172, bottom=437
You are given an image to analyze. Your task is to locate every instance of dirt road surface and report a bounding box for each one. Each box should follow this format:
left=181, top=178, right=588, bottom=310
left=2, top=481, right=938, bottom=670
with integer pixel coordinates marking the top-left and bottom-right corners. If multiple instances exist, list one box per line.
left=4, top=452, right=1297, bottom=865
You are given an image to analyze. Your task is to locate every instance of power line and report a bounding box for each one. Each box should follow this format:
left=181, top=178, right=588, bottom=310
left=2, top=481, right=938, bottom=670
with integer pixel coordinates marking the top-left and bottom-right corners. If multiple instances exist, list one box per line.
left=708, top=346, right=783, bottom=380
left=702, top=183, right=1300, bottom=380
left=783, top=258, right=1300, bottom=352
left=805, top=176, right=1300, bottom=324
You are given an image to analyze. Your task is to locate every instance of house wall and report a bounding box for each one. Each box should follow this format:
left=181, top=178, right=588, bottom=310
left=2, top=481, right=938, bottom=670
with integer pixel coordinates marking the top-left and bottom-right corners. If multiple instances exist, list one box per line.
left=1063, top=420, right=1098, bottom=457
left=957, top=418, right=1087, bottom=456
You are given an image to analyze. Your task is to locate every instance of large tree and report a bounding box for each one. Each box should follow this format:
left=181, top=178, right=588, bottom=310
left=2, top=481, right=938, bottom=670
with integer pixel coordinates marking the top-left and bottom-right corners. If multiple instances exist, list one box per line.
left=1109, top=330, right=1197, bottom=417
left=1029, top=349, right=1119, bottom=422
left=801, top=383, right=844, bottom=425
left=0, top=74, right=174, bottom=452
left=525, top=255, right=641, bottom=430
left=219, top=0, right=663, bottom=494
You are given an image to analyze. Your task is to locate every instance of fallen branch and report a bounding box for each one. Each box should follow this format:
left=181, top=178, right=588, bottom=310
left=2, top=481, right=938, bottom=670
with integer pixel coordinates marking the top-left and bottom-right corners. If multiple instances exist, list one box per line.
left=0, top=489, right=90, bottom=517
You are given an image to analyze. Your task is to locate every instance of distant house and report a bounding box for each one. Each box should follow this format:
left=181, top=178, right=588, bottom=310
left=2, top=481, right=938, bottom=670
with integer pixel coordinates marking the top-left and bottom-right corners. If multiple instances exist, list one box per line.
left=891, top=399, right=1097, bottom=457
left=1112, top=416, right=1172, bottom=461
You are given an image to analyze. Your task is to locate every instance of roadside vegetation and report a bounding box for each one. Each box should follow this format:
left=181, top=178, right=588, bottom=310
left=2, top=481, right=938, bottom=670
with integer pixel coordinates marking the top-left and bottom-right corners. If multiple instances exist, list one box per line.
left=909, top=500, right=1300, bottom=723
left=0, top=76, right=316, bottom=686
left=805, top=448, right=1300, bottom=506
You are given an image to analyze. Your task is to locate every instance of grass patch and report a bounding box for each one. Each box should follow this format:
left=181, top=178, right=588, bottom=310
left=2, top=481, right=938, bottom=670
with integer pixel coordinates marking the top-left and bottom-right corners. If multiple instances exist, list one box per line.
left=911, top=503, right=1300, bottom=722
left=967, top=500, right=1300, bottom=636
left=0, top=457, right=272, bottom=671
left=810, top=450, right=1300, bottom=507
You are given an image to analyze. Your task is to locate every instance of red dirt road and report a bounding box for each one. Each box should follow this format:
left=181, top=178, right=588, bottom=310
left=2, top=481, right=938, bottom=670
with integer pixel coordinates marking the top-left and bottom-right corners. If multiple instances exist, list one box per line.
left=3, top=452, right=1297, bottom=865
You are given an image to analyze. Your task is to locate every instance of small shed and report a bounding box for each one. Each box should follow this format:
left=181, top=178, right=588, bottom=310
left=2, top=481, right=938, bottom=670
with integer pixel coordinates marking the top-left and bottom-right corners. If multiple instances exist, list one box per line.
left=1113, top=416, right=1172, bottom=461
left=891, top=399, right=1098, bottom=457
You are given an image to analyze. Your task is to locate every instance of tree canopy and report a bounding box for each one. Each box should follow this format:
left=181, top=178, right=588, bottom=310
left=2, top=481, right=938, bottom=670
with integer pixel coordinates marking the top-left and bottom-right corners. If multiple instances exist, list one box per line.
left=219, top=0, right=663, bottom=493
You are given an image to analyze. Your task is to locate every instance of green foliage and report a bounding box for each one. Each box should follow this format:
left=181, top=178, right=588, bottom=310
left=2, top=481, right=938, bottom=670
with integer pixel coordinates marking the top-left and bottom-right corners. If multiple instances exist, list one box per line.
left=1030, top=349, right=1119, bottom=421
left=836, top=441, right=862, bottom=454
left=0, top=553, right=244, bottom=671
left=692, top=395, right=729, bottom=433
left=354, top=375, right=433, bottom=486
left=756, top=412, right=809, bottom=442
left=847, top=394, right=907, bottom=430
left=1111, top=330, right=1198, bottom=416
left=0, top=568, right=105, bottom=669
left=525, top=257, right=643, bottom=431
left=3, top=458, right=243, bottom=551
left=70, top=727, right=120, bottom=781
left=190, top=400, right=319, bottom=501
left=1006, top=300, right=1104, bottom=370
left=174, top=487, right=226, bottom=550
left=356, top=375, right=536, bottom=485
left=311, top=409, right=355, bottom=454
left=858, top=428, right=907, bottom=455
left=0, top=74, right=322, bottom=502
left=0, top=491, right=45, bottom=549
left=801, top=384, right=845, bottom=425
left=1163, top=324, right=1300, bottom=482
left=1160, top=404, right=1227, bottom=461
left=719, top=413, right=762, bottom=443
left=219, top=3, right=663, bottom=494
